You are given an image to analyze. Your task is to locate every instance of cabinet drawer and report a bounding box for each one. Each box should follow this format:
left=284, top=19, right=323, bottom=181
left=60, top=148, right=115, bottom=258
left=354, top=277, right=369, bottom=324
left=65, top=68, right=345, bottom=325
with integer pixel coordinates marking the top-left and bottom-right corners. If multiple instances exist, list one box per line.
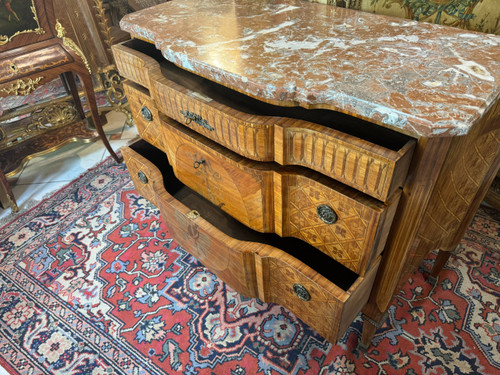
left=160, top=117, right=400, bottom=275
left=112, top=41, right=160, bottom=90
left=123, top=81, right=163, bottom=150
left=122, top=140, right=381, bottom=343
left=0, top=44, right=72, bottom=86
left=113, top=39, right=415, bottom=202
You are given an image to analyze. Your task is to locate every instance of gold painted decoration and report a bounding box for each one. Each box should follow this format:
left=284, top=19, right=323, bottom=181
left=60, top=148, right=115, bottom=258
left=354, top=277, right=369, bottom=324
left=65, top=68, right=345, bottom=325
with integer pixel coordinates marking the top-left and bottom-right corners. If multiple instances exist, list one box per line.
left=55, top=20, right=92, bottom=74
left=93, top=0, right=114, bottom=52
left=0, top=76, right=44, bottom=96
left=0, top=100, right=79, bottom=151
left=0, top=0, right=45, bottom=46
left=29, top=101, right=79, bottom=132
left=98, top=66, right=134, bottom=127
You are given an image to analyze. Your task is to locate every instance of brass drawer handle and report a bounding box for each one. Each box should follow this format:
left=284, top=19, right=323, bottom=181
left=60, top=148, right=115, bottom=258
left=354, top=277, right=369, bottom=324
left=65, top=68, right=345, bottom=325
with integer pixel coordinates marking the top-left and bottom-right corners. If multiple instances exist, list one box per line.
left=137, top=171, right=148, bottom=184
left=180, top=110, right=214, bottom=131
left=193, top=159, right=205, bottom=169
left=317, top=204, right=338, bottom=224
left=141, top=106, right=153, bottom=122
left=293, top=284, right=311, bottom=301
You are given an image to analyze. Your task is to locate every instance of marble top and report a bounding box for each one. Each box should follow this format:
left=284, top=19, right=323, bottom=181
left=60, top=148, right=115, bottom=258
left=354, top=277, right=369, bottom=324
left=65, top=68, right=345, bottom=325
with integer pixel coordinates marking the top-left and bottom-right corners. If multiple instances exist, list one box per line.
left=120, top=0, right=500, bottom=137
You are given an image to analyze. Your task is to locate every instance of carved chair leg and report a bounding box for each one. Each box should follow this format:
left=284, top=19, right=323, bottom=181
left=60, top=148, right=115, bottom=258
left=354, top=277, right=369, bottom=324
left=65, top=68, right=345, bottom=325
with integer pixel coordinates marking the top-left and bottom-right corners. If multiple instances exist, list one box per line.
left=77, top=72, right=123, bottom=163
left=61, top=71, right=85, bottom=119
left=427, top=249, right=453, bottom=285
left=0, top=169, right=19, bottom=213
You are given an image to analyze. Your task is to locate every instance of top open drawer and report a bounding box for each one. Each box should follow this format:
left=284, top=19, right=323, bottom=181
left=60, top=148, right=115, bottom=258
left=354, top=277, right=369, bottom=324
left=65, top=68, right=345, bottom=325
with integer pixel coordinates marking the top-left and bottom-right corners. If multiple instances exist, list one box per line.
left=113, top=39, right=416, bottom=202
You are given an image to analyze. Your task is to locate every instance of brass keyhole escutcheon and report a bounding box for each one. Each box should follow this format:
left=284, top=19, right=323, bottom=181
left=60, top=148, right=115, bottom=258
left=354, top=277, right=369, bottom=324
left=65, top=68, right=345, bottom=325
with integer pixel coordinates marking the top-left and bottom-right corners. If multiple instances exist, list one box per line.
left=193, top=159, right=205, bottom=169
left=293, top=284, right=311, bottom=301
left=137, top=171, right=148, bottom=184
left=317, top=204, right=338, bottom=224
left=10, top=62, right=19, bottom=74
left=141, top=106, right=152, bottom=122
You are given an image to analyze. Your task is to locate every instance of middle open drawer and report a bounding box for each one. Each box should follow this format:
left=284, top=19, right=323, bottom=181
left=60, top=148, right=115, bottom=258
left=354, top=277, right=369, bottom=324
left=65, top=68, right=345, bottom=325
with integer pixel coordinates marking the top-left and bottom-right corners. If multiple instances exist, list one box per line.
left=152, top=116, right=399, bottom=276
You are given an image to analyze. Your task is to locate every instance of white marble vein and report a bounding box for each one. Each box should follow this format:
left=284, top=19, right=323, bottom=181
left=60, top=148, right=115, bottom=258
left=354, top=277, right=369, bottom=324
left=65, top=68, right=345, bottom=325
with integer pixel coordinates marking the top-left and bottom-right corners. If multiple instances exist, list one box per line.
left=120, top=0, right=500, bottom=137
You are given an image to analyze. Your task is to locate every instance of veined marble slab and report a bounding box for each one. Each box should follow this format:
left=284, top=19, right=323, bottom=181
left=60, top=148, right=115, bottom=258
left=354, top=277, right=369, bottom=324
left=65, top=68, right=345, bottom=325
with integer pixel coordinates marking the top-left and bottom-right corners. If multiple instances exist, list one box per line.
left=120, top=0, right=500, bottom=137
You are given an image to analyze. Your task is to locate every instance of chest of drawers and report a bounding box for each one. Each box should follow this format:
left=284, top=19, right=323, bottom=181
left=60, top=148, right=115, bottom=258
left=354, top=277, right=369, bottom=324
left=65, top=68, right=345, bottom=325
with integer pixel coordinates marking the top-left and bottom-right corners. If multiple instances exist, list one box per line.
left=114, top=0, right=500, bottom=347
left=117, top=38, right=410, bottom=342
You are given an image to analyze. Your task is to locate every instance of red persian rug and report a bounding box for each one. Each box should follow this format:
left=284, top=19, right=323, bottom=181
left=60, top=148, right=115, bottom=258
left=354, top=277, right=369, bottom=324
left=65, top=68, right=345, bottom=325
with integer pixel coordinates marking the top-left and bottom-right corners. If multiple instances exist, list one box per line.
left=0, top=156, right=499, bottom=375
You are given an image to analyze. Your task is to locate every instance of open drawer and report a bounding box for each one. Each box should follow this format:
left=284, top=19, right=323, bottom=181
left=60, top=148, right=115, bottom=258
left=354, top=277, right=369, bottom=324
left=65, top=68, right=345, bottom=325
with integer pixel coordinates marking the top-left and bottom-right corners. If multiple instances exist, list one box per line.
left=159, top=116, right=400, bottom=275
left=122, top=139, right=381, bottom=343
left=113, top=40, right=416, bottom=202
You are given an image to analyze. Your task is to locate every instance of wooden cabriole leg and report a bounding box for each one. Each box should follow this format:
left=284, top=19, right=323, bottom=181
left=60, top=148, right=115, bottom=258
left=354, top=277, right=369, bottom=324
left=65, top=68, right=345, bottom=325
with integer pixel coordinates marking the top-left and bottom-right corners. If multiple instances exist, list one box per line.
left=61, top=71, right=86, bottom=120
left=77, top=71, right=123, bottom=164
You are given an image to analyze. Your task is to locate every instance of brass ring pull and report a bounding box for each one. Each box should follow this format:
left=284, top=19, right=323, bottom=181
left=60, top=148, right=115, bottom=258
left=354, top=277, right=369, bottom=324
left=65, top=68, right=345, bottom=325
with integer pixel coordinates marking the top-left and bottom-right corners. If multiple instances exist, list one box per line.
left=293, top=284, right=311, bottom=301
left=141, top=106, right=152, bottom=122
left=137, top=171, right=148, bottom=184
left=317, top=204, right=338, bottom=224
left=184, top=117, right=192, bottom=125
left=193, top=159, right=205, bottom=169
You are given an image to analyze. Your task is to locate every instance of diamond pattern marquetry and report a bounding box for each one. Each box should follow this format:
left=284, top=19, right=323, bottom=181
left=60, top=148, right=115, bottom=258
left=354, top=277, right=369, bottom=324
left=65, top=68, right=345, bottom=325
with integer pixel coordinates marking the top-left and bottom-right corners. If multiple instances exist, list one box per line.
left=122, top=150, right=157, bottom=207
left=287, top=179, right=373, bottom=273
left=124, top=82, right=163, bottom=150
left=267, top=258, right=340, bottom=342
left=417, top=129, right=500, bottom=249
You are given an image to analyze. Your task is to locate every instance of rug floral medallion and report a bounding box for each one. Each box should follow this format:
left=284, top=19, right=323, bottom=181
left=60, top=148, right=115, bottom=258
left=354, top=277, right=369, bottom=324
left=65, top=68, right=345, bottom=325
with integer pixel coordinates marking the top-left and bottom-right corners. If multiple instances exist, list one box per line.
left=0, top=158, right=499, bottom=374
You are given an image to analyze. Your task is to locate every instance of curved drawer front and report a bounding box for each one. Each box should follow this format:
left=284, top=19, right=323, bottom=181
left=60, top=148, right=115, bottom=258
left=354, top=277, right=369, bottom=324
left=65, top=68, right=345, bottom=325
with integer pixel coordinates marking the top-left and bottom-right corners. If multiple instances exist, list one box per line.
left=112, top=42, right=159, bottom=90
left=124, top=81, right=163, bottom=150
left=256, top=250, right=380, bottom=344
left=160, top=117, right=274, bottom=233
left=153, top=76, right=274, bottom=161
left=122, top=146, right=161, bottom=207
left=160, top=118, right=398, bottom=275
left=152, top=72, right=415, bottom=202
left=277, top=123, right=414, bottom=202
left=123, top=142, right=257, bottom=297
left=113, top=40, right=415, bottom=202
left=121, top=140, right=380, bottom=343
left=283, top=175, right=399, bottom=274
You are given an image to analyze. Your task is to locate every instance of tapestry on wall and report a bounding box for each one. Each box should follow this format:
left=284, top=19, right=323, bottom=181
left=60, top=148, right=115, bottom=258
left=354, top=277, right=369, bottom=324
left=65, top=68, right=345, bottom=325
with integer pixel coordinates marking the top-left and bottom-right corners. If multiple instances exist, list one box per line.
left=360, top=0, right=500, bottom=34
left=0, top=156, right=499, bottom=374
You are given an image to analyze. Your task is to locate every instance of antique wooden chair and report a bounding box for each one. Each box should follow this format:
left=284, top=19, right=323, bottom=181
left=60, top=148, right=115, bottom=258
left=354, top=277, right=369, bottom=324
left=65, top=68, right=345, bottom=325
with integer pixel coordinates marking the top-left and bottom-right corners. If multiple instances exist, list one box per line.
left=0, top=0, right=122, bottom=213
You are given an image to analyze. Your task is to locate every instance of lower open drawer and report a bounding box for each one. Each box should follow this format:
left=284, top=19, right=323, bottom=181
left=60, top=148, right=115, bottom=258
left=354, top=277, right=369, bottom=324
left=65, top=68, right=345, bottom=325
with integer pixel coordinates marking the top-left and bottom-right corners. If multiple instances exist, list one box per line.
left=122, top=140, right=381, bottom=343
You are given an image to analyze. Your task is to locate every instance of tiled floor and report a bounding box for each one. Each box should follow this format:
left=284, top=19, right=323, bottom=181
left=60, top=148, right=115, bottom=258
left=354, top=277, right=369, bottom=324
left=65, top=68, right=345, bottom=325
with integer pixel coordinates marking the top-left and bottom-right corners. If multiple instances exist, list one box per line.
left=0, top=110, right=139, bottom=226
